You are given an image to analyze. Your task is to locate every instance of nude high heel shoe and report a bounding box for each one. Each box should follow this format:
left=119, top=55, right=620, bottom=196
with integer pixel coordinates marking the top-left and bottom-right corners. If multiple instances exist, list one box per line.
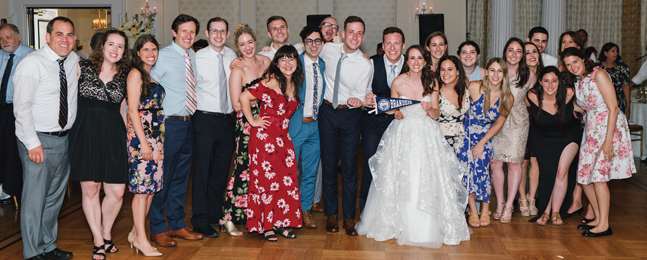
left=133, top=236, right=163, bottom=257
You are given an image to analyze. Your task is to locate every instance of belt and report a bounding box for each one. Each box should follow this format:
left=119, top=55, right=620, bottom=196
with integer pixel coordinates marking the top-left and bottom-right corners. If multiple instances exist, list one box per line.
left=302, top=117, right=316, bottom=123
left=323, top=100, right=349, bottom=109
left=40, top=130, right=68, bottom=137
left=197, top=110, right=232, bottom=118
left=166, top=115, right=192, bottom=121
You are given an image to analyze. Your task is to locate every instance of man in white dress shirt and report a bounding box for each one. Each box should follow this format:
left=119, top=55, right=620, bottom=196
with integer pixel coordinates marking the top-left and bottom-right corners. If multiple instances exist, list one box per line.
left=527, top=27, right=558, bottom=67
left=318, top=15, right=373, bottom=236
left=258, top=16, right=303, bottom=59
left=13, top=16, right=78, bottom=260
left=191, top=17, right=238, bottom=238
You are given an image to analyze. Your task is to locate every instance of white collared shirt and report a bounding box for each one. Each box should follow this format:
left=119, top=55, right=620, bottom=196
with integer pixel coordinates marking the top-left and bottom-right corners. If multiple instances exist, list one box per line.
left=195, top=45, right=237, bottom=113
left=632, top=60, right=647, bottom=85
left=13, top=44, right=79, bottom=150
left=303, top=56, right=324, bottom=117
left=258, top=43, right=304, bottom=59
left=319, top=43, right=373, bottom=106
left=368, top=54, right=404, bottom=93
left=541, top=53, right=558, bottom=67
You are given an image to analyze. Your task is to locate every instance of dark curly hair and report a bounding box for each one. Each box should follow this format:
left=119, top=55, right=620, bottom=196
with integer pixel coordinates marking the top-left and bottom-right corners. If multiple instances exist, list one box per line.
left=262, top=45, right=303, bottom=102
left=131, top=34, right=159, bottom=98
left=88, top=29, right=130, bottom=79
left=437, top=55, right=467, bottom=110
left=401, top=45, right=436, bottom=97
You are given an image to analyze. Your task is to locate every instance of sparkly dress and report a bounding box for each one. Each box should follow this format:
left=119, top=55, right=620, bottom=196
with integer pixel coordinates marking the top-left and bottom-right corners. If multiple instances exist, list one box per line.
left=127, top=82, right=165, bottom=194
left=575, top=67, right=635, bottom=184
left=245, top=82, right=302, bottom=233
left=492, top=74, right=530, bottom=163
left=222, top=78, right=261, bottom=224
left=438, top=89, right=470, bottom=154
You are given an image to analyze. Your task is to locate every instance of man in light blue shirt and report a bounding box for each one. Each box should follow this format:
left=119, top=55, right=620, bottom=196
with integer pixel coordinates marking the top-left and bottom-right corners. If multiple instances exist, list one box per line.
left=149, top=14, right=205, bottom=247
left=0, top=23, right=34, bottom=202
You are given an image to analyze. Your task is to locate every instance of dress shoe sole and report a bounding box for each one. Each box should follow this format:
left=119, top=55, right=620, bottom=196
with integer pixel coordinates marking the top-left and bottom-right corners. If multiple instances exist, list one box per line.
left=152, top=241, right=177, bottom=247
left=325, top=227, right=339, bottom=233
left=195, top=228, right=219, bottom=238
left=169, top=236, right=204, bottom=241
left=582, top=228, right=613, bottom=237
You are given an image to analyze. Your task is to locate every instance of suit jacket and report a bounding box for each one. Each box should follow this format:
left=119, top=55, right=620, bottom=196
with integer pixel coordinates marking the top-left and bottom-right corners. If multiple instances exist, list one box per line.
left=289, top=52, right=326, bottom=137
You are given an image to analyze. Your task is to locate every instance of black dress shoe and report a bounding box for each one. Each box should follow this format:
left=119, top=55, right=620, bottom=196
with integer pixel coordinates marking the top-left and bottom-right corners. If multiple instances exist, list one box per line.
left=194, top=225, right=220, bottom=238
left=582, top=228, right=613, bottom=237
left=27, top=254, right=49, bottom=260
left=43, top=248, right=73, bottom=260
left=577, top=223, right=595, bottom=230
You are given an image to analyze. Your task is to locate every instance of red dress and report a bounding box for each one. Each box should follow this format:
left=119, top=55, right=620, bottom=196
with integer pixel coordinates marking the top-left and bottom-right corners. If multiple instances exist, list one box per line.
left=245, top=82, right=302, bottom=233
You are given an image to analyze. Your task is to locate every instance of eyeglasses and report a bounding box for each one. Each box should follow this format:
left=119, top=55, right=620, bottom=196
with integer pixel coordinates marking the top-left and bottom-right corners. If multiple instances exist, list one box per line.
left=321, top=22, right=339, bottom=31
left=304, top=39, right=323, bottom=46
left=209, top=29, right=227, bottom=35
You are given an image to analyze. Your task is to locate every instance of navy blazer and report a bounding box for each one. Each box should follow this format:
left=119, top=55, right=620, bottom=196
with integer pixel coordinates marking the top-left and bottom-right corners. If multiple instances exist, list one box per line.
left=289, top=52, right=326, bottom=137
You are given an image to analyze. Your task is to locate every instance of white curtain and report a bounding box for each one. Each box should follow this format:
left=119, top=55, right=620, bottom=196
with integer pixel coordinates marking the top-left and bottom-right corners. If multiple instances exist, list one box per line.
left=467, top=0, right=486, bottom=66
left=566, top=0, right=623, bottom=54
left=488, top=0, right=515, bottom=61
left=514, top=0, right=542, bottom=40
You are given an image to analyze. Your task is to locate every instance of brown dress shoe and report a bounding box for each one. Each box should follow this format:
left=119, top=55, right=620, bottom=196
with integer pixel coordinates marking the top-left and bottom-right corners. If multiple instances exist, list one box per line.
left=168, top=227, right=204, bottom=240
left=311, top=202, right=324, bottom=212
left=302, top=210, right=317, bottom=229
left=325, top=215, right=339, bottom=232
left=343, top=218, right=358, bottom=236
left=150, top=232, right=177, bottom=247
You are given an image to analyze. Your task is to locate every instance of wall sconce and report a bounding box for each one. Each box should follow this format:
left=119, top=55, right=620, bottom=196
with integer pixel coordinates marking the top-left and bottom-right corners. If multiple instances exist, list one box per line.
left=140, top=0, right=157, bottom=20
left=415, top=2, right=434, bottom=22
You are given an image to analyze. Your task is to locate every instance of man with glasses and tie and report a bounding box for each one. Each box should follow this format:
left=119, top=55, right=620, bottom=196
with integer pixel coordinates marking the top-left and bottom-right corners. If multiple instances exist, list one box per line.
left=359, top=27, right=406, bottom=214
left=318, top=16, right=373, bottom=236
left=289, top=25, right=326, bottom=229
left=13, top=16, right=76, bottom=260
left=190, top=17, right=237, bottom=238
left=0, top=23, right=34, bottom=204
left=149, top=14, right=204, bottom=247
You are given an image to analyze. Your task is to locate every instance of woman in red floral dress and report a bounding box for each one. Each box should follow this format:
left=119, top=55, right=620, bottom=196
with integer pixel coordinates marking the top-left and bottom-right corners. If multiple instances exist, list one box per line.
left=239, top=45, right=304, bottom=241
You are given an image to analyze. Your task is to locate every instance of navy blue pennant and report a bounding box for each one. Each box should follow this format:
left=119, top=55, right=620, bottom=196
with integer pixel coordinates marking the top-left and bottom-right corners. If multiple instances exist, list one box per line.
left=369, top=97, right=421, bottom=114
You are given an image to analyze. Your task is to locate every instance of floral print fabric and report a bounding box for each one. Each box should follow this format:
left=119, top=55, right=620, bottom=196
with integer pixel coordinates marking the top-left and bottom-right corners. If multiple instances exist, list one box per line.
left=128, top=82, right=165, bottom=194
left=599, top=62, right=630, bottom=112
left=575, top=67, right=635, bottom=184
left=438, top=89, right=470, bottom=154
left=245, top=82, right=302, bottom=233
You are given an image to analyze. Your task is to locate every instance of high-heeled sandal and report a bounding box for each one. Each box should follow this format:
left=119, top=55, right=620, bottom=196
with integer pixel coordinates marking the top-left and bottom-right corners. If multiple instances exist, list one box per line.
left=493, top=202, right=506, bottom=220
left=132, top=237, right=162, bottom=256
left=468, top=211, right=480, bottom=227
left=551, top=212, right=564, bottom=226
left=518, top=199, right=530, bottom=216
left=527, top=196, right=538, bottom=216
left=103, top=239, right=118, bottom=253
left=92, top=245, right=106, bottom=260
left=500, top=206, right=513, bottom=223
left=272, top=226, right=296, bottom=239
left=220, top=221, right=243, bottom=236
left=536, top=213, right=549, bottom=226
left=480, top=211, right=491, bottom=227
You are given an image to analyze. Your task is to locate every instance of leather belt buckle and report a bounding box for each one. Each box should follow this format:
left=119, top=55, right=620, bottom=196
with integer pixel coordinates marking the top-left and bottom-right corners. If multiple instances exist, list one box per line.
left=166, top=115, right=191, bottom=121
left=302, top=117, right=316, bottom=123
left=323, top=100, right=349, bottom=109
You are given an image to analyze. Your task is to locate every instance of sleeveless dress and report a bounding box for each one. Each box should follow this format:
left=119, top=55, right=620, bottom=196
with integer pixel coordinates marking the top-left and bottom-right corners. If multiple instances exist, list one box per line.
left=223, top=78, right=261, bottom=224
left=245, top=82, right=302, bottom=233
left=69, top=59, right=128, bottom=183
left=438, top=89, right=470, bottom=154
left=528, top=97, right=581, bottom=217
left=127, top=82, right=165, bottom=194
left=457, top=93, right=501, bottom=202
left=357, top=96, right=470, bottom=248
left=575, top=67, right=635, bottom=184
left=466, top=66, right=482, bottom=82
left=492, top=74, right=530, bottom=163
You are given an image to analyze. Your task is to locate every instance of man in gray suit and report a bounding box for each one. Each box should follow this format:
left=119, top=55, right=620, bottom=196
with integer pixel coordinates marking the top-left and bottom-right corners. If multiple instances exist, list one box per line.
left=13, top=17, right=78, bottom=260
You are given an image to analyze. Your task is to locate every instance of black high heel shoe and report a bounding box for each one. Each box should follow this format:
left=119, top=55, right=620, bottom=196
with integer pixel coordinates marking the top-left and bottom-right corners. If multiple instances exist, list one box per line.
left=103, top=239, right=118, bottom=253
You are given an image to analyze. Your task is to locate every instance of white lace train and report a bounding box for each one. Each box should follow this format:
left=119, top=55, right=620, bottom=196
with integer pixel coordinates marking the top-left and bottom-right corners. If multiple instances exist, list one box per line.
left=356, top=96, right=471, bottom=248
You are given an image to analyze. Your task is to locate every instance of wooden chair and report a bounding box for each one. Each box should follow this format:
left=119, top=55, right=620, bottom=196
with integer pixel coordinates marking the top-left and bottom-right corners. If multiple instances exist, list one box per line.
left=629, top=123, right=644, bottom=157
left=13, top=196, right=18, bottom=209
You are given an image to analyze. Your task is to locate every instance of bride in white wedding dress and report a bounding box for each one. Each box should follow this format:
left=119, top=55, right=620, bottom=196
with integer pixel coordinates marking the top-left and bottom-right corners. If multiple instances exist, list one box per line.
left=357, top=45, right=471, bottom=248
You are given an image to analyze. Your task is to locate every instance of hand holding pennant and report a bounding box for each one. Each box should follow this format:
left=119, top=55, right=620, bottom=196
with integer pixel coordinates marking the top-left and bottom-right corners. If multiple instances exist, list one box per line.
left=367, top=97, right=422, bottom=114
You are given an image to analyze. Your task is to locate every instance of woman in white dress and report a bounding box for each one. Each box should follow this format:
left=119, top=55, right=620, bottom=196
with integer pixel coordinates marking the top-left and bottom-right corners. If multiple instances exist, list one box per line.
left=357, top=45, right=470, bottom=248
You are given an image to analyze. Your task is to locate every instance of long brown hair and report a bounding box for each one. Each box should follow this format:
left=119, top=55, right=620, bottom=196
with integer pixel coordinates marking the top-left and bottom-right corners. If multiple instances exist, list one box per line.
left=503, top=37, right=530, bottom=88
left=261, top=45, right=302, bottom=102
left=531, top=66, right=567, bottom=124
left=131, top=34, right=159, bottom=97
left=401, top=45, right=436, bottom=97
left=560, top=47, right=597, bottom=87
left=437, top=55, right=467, bottom=110
left=524, top=42, right=544, bottom=74
left=88, top=29, right=130, bottom=78
left=481, top=58, right=513, bottom=117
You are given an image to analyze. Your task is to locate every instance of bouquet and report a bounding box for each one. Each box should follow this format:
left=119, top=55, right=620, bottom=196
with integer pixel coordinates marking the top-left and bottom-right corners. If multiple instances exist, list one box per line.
left=115, top=13, right=156, bottom=49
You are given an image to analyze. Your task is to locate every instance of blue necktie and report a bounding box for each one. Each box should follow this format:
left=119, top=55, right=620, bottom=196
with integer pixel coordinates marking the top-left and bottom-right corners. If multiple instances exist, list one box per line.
left=387, top=64, right=397, bottom=88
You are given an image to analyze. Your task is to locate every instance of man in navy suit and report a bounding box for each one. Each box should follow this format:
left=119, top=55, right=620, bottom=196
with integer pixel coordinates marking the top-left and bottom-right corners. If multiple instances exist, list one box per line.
left=290, top=25, right=326, bottom=229
left=360, top=27, right=406, bottom=213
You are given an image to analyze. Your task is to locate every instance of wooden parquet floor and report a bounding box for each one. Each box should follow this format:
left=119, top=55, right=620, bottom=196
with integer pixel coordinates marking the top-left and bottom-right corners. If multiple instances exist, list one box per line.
left=2, top=157, right=647, bottom=259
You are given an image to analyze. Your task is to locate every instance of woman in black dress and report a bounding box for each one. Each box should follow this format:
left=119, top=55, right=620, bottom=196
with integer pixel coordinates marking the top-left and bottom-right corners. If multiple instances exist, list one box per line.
left=525, top=66, right=582, bottom=225
left=68, top=30, right=130, bottom=260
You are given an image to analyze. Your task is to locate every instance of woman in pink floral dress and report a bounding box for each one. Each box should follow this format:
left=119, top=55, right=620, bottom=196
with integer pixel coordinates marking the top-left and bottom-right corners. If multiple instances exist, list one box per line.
left=562, top=47, right=635, bottom=237
left=239, top=45, right=303, bottom=241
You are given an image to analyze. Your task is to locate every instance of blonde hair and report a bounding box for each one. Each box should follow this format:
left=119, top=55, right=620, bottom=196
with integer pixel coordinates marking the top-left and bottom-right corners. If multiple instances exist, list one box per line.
left=481, top=57, right=513, bottom=117
left=233, top=24, right=257, bottom=53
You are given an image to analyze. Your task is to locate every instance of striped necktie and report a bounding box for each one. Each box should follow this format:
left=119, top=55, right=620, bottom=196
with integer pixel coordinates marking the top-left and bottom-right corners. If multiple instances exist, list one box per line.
left=57, top=57, right=68, bottom=129
left=313, top=62, right=319, bottom=120
left=184, top=51, right=197, bottom=115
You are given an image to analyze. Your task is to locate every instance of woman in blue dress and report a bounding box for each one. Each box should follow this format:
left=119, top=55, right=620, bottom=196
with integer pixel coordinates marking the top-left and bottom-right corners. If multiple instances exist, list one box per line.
left=458, top=57, right=514, bottom=228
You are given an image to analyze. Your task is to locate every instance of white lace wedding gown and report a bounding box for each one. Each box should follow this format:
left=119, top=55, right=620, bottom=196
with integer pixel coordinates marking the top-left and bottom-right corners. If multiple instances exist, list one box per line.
left=357, top=96, right=471, bottom=248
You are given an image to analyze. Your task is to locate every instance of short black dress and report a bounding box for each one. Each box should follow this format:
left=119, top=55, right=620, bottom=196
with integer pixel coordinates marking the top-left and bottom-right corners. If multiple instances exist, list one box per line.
left=69, top=60, right=128, bottom=183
